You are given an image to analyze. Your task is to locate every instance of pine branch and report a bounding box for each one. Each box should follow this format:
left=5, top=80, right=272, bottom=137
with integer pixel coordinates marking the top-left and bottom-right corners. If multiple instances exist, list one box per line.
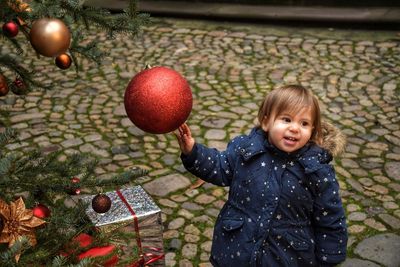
left=1, top=0, right=151, bottom=93
left=1, top=1, right=151, bottom=264
left=0, top=128, right=18, bottom=147
left=0, top=55, right=29, bottom=78
left=0, top=0, right=151, bottom=94
left=65, top=258, right=94, bottom=267
left=0, top=237, right=30, bottom=267
left=0, top=55, right=46, bottom=91
left=66, top=259, right=94, bottom=267
left=0, top=145, right=147, bottom=197
left=126, top=0, right=138, bottom=18
left=94, top=168, right=149, bottom=187
left=69, top=30, right=106, bottom=66
left=0, top=35, right=24, bottom=55
left=0, top=154, right=16, bottom=180
left=51, top=256, right=68, bottom=267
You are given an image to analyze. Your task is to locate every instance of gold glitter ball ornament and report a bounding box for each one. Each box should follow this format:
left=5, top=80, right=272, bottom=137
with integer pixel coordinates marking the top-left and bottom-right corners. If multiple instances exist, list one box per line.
left=29, top=18, right=71, bottom=57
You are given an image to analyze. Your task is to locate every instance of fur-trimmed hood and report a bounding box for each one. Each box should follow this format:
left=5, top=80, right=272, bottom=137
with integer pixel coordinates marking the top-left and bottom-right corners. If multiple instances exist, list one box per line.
left=319, top=121, right=347, bottom=157
left=235, top=123, right=346, bottom=164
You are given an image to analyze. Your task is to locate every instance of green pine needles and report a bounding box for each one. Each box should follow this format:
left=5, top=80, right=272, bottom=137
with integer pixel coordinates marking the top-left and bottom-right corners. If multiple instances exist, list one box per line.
left=0, top=128, right=148, bottom=265
left=0, top=0, right=151, bottom=264
left=0, top=0, right=151, bottom=92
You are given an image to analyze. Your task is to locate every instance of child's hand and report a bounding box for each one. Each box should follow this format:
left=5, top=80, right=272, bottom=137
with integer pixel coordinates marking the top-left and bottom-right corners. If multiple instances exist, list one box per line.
left=174, top=123, right=195, bottom=155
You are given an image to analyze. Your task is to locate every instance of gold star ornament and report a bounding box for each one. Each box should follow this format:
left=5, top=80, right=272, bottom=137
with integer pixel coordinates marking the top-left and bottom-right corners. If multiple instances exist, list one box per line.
left=0, top=197, right=46, bottom=262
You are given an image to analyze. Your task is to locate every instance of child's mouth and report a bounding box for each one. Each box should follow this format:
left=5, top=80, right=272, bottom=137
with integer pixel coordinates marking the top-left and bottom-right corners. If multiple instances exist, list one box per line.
left=284, top=136, right=298, bottom=146
left=284, top=136, right=298, bottom=141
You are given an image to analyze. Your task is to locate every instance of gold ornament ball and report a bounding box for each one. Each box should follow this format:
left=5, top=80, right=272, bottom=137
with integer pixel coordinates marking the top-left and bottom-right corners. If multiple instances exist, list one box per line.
left=29, top=18, right=71, bottom=57
left=55, top=53, right=72, bottom=69
left=0, top=74, right=9, bottom=96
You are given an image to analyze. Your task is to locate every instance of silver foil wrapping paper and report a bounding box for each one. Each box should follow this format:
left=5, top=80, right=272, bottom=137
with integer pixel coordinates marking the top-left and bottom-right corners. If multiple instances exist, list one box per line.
left=82, top=186, right=165, bottom=266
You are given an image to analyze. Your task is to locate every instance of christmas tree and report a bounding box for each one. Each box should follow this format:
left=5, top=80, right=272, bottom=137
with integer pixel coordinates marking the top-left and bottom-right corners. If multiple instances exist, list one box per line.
left=0, top=0, right=151, bottom=265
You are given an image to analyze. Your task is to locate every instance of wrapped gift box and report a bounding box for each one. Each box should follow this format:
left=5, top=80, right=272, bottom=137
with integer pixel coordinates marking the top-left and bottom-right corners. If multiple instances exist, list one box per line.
left=82, top=186, right=165, bottom=266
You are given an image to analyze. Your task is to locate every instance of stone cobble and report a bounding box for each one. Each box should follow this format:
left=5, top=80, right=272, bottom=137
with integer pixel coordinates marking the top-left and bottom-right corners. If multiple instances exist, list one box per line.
left=0, top=18, right=399, bottom=266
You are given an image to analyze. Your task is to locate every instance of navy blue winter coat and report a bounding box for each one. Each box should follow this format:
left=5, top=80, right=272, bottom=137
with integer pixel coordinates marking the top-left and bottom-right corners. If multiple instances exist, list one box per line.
left=181, top=127, right=347, bottom=267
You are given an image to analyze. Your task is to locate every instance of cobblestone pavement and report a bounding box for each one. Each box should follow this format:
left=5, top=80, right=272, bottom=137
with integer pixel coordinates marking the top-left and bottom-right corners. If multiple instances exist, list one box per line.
left=1, top=18, right=400, bottom=266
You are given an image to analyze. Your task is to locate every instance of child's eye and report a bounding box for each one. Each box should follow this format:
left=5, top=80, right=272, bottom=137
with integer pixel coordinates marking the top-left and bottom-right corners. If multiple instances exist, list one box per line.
left=282, top=117, right=291, bottom=123
left=301, top=121, right=310, bottom=127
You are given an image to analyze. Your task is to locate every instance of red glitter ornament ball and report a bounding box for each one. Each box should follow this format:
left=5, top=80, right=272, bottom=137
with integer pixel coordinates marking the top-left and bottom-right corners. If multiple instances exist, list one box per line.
left=124, top=66, right=193, bottom=134
left=33, top=204, right=51, bottom=218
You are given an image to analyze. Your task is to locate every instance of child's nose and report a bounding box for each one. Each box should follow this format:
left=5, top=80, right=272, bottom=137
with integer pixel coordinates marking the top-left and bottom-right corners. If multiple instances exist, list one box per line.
left=289, top=123, right=299, bottom=132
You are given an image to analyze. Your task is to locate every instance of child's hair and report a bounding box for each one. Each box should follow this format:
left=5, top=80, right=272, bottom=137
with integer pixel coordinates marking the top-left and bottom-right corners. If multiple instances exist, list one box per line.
left=257, top=84, right=323, bottom=145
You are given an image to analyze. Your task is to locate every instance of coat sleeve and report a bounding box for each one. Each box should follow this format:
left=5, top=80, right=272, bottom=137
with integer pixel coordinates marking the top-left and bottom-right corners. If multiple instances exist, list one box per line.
left=180, top=138, right=240, bottom=187
left=299, top=152, right=348, bottom=265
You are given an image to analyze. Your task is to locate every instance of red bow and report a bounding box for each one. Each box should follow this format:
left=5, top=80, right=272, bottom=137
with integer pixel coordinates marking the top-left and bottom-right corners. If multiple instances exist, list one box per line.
left=74, top=233, right=119, bottom=266
left=65, top=233, right=119, bottom=266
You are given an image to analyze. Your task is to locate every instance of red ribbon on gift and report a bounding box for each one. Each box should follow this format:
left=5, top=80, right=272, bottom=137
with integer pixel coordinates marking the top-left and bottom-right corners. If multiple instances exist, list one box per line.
left=116, top=189, right=164, bottom=266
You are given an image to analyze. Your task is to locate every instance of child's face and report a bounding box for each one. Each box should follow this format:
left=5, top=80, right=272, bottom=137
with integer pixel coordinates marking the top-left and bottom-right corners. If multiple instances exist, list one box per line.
left=262, top=107, right=314, bottom=153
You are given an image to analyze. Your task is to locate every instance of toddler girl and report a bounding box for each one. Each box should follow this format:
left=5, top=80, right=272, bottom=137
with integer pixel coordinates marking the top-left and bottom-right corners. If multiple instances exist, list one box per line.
left=175, top=85, right=348, bottom=267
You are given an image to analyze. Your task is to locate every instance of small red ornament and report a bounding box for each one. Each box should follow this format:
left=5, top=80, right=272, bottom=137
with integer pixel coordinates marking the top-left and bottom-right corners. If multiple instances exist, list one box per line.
left=0, top=74, right=9, bottom=96
left=67, top=177, right=81, bottom=195
left=67, top=188, right=81, bottom=195
left=2, top=21, right=19, bottom=37
left=55, top=53, right=72, bottom=69
left=11, top=77, right=28, bottom=95
left=92, top=194, right=111, bottom=213
left=124, top=66, right=193, bottom=134
left=71, top=177, right=80, bottom=183
left=33, top=204, right=51, bottom=218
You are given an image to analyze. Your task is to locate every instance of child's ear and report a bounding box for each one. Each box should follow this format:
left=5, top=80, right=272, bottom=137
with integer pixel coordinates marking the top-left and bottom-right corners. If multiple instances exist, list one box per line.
left=261, top=117, right=270, bottom=132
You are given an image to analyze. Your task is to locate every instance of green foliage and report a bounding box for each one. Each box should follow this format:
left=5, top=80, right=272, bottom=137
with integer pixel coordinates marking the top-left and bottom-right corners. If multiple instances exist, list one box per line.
left=0, top=55, right=46, bottom=93
left=51, top=256, right=94, bottom=267
left=0, top=237, right=31, bottom=267
left=0, top=1, right=151, bottom=265
left=0, top=128, right=149, bottom=265
left=0, top=0, right=151, bottom=93
left=0, top=127, right=17, bottom=149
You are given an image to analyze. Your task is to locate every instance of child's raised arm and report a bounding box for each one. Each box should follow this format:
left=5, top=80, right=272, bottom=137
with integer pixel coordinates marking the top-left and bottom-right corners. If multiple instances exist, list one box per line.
left=174, top=123, right=195, bottom=155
